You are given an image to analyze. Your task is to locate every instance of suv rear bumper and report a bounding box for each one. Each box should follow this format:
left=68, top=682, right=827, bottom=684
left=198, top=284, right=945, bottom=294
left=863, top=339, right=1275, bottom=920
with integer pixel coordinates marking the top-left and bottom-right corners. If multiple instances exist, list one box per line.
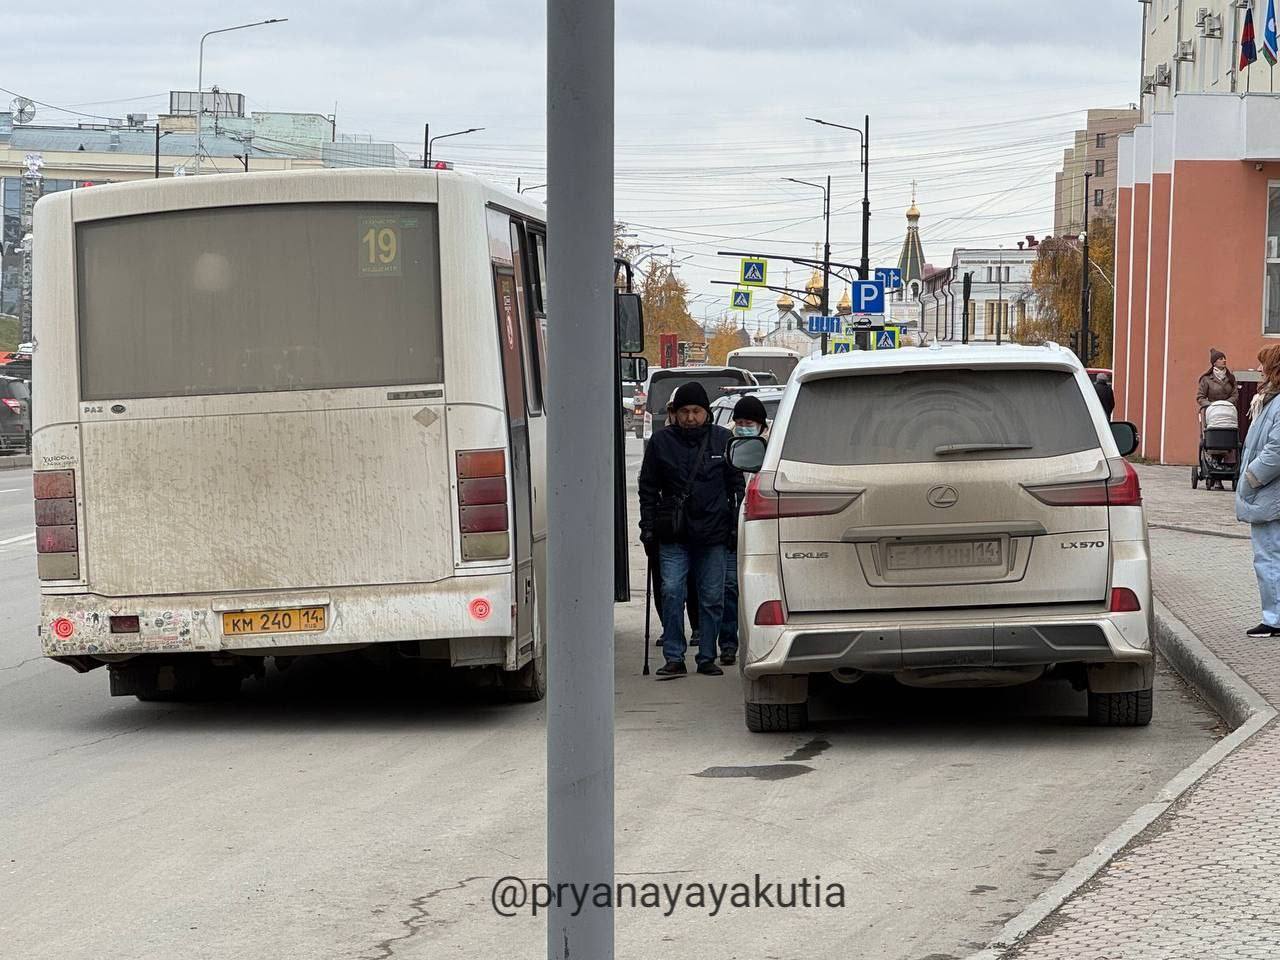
left=741, top=607, right=1152, bottom=680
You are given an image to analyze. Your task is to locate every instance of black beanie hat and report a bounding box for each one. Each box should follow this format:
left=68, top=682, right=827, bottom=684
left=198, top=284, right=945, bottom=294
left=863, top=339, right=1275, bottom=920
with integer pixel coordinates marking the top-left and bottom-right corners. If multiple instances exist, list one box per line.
left=670, top=380, right=711, bottom=413
left=1210, top=348, right=1226, bottom=365
left=732, top=394, right=768, bottom=425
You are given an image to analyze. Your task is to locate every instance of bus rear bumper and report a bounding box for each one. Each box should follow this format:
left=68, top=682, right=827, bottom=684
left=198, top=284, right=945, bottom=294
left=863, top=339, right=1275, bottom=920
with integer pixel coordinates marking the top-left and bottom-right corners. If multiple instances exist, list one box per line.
left=40, top=575, right=515, bottom=660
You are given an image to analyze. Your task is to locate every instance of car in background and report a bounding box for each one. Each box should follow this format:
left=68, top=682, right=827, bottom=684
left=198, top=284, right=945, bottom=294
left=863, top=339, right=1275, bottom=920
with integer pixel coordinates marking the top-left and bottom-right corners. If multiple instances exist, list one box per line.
left=728, top=342, right=1151, bottom=733
left=620, top=381, right=639, bottom=432
left=1086, top=367, right=1112, bottom=385
left=0, top=375, right=31, bottom=455
left=710, top=386, right=785, bottom=430
left=638, top=365, right=757, bottom=444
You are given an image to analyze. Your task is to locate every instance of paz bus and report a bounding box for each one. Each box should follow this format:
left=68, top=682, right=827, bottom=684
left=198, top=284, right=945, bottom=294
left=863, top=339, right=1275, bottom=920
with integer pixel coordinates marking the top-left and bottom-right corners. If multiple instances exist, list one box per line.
left=724, top=345, right=803, bottom=384
left=31, top=168, right=557, bottom=700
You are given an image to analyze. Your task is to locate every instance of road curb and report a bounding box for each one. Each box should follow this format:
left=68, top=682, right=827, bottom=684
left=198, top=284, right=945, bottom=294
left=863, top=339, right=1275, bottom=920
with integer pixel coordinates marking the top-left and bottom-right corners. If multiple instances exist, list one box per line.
left=0, top=455, right=30, bottom=471
left=964, top=600, right=1277, bottom=960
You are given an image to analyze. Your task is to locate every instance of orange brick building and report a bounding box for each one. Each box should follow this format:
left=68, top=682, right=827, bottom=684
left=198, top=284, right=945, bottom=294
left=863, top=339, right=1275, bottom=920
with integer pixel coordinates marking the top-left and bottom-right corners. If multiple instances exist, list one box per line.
left=1112, top=93, right=1280, bottom=464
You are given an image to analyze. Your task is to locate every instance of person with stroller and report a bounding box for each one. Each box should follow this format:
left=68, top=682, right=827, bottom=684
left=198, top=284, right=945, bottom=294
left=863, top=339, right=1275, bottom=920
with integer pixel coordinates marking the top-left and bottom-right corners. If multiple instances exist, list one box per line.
left=1198, top=350, right=1240, bottom=489
left=1236, top=344, right=1280, bottom=637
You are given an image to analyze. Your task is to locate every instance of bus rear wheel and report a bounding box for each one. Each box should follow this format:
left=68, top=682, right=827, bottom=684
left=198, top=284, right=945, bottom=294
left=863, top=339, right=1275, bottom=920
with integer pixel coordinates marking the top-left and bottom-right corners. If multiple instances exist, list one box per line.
left=109, top=656, right=243, bottom=701
left=502, top=641, right=547, bottom=702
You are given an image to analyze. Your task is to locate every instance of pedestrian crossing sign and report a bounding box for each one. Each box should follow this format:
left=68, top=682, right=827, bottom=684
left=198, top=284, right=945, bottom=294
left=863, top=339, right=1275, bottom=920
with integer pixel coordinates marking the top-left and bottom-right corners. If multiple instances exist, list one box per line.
left=873, top=327, right=900, bottom=350
left=731, top=289, right=752, bottom=310
left=739, top=258, right=768, bottom=287
left=830, top=337, right=855, bottom=353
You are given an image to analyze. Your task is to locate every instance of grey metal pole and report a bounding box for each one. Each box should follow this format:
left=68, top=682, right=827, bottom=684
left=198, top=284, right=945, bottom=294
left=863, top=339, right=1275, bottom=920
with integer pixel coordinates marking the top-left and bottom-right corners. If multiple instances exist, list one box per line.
left=547, top=0, right=615, bottom=957
left=860, top=114, right=871, bottom=282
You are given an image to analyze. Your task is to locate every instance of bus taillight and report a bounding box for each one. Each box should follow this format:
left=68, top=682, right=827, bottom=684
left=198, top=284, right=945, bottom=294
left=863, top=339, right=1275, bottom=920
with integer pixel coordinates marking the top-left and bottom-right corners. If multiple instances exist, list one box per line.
left=33, top=469, right=79, bottom=580
left=456, top=449, right=509, bottom=561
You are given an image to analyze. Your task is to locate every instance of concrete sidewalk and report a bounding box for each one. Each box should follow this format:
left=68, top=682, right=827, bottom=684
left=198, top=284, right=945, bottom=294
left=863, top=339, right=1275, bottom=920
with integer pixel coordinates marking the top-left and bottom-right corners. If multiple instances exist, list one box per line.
left=997, top=465, right=1280, bottom=959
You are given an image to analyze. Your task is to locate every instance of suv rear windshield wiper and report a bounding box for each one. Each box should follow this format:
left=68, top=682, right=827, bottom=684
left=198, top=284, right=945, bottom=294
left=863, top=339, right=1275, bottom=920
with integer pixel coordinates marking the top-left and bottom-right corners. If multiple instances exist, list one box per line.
left=934, top=442, right=1034, bottom=456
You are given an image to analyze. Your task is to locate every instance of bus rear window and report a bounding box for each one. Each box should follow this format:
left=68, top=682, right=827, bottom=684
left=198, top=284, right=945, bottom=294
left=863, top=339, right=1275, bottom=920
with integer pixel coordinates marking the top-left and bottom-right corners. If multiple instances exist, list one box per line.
left=76, top=202, right=444, bottom=400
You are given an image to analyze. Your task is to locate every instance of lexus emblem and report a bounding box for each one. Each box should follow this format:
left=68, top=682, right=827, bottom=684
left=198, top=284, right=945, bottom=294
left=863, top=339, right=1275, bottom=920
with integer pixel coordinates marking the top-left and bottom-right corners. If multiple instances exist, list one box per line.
left=927, top=484, right=959, bottom=508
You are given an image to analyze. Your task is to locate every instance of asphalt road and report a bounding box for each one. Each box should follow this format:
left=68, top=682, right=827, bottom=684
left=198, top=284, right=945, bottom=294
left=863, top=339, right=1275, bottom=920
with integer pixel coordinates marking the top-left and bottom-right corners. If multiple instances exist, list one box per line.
left=0, top=449, right=1221, bottom=960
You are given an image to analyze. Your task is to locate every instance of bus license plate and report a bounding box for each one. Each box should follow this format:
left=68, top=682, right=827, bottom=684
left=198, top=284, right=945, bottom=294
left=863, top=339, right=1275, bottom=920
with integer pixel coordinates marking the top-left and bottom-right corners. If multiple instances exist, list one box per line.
left=222, top=606, right=327, bottom=636
left=886, top=539, right=1002, bottom=571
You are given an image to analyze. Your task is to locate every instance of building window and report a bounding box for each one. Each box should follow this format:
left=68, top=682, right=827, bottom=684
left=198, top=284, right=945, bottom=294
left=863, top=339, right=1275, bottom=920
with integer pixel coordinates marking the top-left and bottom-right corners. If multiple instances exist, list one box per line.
left=985, top=266, right=993, bottom=282
left=1096, top=133, right=1106, bottom=149
left=1094, top=189, right=1105, bottom=208
left=1267, top=185, right=1280, bottom=334
left=1095, top=159, right=1105, bottom=177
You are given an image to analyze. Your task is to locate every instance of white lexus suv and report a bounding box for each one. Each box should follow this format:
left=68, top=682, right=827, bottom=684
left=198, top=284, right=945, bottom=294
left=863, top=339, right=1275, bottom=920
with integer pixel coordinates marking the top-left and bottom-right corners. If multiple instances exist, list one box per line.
left=728, top=342, right=1152, bottom=733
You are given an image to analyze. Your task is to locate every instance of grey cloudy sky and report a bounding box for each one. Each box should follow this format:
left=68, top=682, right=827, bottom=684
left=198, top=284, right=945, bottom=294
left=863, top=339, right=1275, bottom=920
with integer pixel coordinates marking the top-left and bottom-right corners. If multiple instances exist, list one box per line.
left=7, top=1, right=1142, bottom=328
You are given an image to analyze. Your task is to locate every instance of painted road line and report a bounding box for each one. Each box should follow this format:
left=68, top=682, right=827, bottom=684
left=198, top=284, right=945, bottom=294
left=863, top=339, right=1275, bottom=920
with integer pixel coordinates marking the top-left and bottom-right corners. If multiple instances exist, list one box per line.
left=0, top=532, right=35, bottom=546
left=0, top=488, right=25, bottom=494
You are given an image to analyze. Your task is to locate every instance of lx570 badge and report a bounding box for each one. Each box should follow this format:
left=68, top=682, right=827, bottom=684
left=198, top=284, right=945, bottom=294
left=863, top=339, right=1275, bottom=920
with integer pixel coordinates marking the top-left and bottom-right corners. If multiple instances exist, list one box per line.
left=1061, top=541, right=1105, bottom=549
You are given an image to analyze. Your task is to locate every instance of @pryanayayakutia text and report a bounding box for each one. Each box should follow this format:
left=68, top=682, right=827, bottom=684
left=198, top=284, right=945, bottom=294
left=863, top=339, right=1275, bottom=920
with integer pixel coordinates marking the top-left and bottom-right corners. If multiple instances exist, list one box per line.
left=490, top=875, right=847, bottom=918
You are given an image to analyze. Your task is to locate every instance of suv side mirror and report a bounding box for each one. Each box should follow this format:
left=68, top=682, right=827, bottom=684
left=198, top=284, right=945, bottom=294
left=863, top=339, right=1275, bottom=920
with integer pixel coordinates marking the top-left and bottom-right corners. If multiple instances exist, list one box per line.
left=728, top=435, right=767, bottom=473
left=616, top=292, right=644, bottom=355
left=1111, top=421, right=1139, bottom=457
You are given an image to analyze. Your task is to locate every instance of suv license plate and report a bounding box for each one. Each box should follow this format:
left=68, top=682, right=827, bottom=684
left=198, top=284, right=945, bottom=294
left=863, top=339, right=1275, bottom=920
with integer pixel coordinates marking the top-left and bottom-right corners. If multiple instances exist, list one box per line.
left=886, top=539, right=1002, bottom=571
left=222, top=606, right=327, bottom=636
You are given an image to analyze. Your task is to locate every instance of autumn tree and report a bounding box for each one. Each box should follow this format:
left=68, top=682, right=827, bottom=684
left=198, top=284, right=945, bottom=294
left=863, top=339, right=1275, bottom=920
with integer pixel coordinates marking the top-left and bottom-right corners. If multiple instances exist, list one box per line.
left=614, top=222, right=704, bottom=365
left=1017, top=215, right=1116, bottom=366
left=706, top=317, right=749, bottom=365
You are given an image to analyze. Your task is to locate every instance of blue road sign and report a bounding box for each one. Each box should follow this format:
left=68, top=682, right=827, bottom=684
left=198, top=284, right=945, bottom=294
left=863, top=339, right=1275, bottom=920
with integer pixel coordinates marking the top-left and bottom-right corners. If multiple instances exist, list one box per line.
left=831, top=338, right=854, bottom=353
left=874, top=267, right=903, bottom=290
left=731, top=289, right=752, bottom=309
left=851, top=280, right=886, bottom=314
left=739, top=258, right=768, bottom=286
left=806, top=314, right=841, bottom=335
left=875, top=328, right=899, bottom=350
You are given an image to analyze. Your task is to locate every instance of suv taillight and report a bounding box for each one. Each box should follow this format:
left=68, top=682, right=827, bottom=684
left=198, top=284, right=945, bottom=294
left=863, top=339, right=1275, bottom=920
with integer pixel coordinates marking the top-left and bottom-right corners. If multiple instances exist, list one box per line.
left=34, top=469, right=79, bottom=580
left=0, top=398, right=20, bottom=413
left=634, top=391, right=646, bottom=417
left=743, top=471, right=859, bottom=521
left=1024, top=458, right=1142, bottom=508
left=456, top=449, right=509, bottom=560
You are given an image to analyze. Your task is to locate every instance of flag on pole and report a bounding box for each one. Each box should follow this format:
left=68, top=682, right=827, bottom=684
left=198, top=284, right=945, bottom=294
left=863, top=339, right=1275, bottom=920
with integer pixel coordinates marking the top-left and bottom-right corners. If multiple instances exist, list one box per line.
left=1264, top=0, right=1279, bottom=65
left=1242, top=3, right=1259, bottom=70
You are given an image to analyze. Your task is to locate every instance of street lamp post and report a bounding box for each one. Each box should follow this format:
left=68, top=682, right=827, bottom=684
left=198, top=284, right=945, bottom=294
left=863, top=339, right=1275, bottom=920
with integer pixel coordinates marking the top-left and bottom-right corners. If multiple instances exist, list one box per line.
left=195, top=18, right=287, bottom=174
left=783, top=176, right=831, bottom=353
left=424, top=126, right=485, bottom=168
left=996, top=245, right=1003, bottom=345
left=1080, top=171, right=1093, bottom=363
left=806, top=114, right=870, bottom=281
left=154, top=126, right=174, bottom=179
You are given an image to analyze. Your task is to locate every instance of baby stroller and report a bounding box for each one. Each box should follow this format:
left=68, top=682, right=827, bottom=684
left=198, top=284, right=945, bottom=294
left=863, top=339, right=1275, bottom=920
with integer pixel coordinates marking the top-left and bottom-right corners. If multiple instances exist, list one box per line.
left=1192, top=399, right=1241, bottom=491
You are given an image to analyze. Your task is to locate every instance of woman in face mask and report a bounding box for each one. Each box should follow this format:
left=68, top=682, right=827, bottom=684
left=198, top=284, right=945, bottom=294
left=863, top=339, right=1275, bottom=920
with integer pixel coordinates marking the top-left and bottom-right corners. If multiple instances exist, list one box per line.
left=719, top=394, right=770, bottom=666
left=1198, top=350, right=1239, bottom=489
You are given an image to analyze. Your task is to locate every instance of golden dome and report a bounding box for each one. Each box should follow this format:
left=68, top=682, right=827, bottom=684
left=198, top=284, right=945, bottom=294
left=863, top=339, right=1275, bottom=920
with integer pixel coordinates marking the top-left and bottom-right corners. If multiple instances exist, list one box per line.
left=776, top=290, right=795, bottom=310
left=836, top=287, right=852, bottom=315
left=907, top=202, right=921, bottom=219
left=805, top=267, right=824, bottom=292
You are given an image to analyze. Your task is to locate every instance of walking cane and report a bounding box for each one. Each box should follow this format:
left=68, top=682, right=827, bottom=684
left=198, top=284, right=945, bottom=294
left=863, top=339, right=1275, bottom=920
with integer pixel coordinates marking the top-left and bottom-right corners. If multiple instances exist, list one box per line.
left=643, top=559, right=652, bottom=676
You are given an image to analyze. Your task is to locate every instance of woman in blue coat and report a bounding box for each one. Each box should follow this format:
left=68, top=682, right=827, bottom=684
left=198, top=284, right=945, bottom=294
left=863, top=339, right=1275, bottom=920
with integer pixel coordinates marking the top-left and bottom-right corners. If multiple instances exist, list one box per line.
left=1237, top=343, right=1280, bottom=637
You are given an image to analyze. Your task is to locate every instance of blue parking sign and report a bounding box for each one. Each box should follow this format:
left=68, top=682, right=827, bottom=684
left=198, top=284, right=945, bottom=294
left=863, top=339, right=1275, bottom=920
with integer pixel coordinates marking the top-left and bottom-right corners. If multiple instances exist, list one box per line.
left=851, top=280, right=885, bottom=315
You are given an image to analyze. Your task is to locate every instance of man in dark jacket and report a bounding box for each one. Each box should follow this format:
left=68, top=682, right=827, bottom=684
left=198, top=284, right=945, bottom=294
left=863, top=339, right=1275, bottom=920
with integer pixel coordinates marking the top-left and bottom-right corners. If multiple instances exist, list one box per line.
left=638, top=381, right=744, bottom=676
left=1094, top=371, right=1115, bottom=421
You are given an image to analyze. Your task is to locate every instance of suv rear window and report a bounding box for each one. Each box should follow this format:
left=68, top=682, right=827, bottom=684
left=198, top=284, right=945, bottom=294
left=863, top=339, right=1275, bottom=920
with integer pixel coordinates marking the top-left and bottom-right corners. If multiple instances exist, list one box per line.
left=782, top=368, right=1099, bottom=465
left=1, top=379, right=28, bottom=400
left=648, top=371, right=752, bottom=416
